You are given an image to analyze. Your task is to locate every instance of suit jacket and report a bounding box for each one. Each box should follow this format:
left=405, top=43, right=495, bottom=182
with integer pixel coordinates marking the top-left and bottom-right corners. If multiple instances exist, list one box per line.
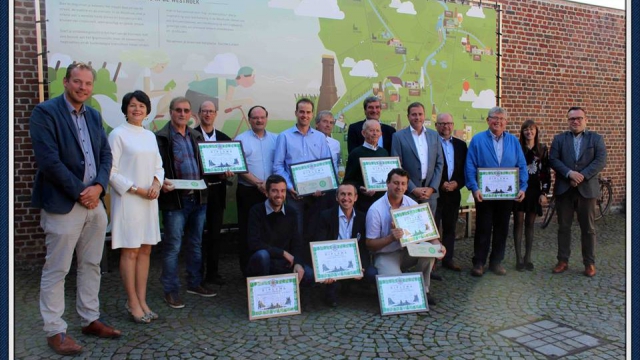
left=438, top=136, right=468, bottom=194
left=194, top=126, right=231, bottom=208
left=391, top=127, right=444, bottom=198
left=315, top=206, right=366, bottom=243
left=347, top=119, right=395, bottom=154
left=549, top=130, right=606, bottom=198
left=30, top=95, right=112, bottom=214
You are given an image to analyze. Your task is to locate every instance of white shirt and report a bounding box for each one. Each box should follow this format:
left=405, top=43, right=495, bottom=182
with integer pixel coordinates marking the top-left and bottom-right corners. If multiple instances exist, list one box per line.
left=201, top=128, right=217, bottom=142
left=411, top=126, right=429, bottom=180
left=326, top=136, right=341, bottom=167
left=366, top=193, right=417, bottom=253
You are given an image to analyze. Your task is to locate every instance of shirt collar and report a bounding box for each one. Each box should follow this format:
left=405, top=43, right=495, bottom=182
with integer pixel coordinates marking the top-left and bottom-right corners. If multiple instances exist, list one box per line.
left=63, top=95, right=86, bottom=115
left=338, top=206, right=355, bottom=220
left=489, top=131, right=503, bottom=141
left=265, top=199, right=285, bottom=215
left=363, top=142, right=378, bottom=150
left=411, top=126, right=426, bottom=135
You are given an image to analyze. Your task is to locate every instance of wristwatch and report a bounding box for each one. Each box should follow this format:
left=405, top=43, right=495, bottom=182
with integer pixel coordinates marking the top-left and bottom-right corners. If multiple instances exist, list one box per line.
left=130, top=185, right=138, bottom=193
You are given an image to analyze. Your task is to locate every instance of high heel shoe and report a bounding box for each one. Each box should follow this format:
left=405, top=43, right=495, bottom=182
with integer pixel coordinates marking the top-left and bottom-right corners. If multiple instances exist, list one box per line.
left=131, top=312, right=152, bottom=324
left=145, top=310, right=159, bottom=320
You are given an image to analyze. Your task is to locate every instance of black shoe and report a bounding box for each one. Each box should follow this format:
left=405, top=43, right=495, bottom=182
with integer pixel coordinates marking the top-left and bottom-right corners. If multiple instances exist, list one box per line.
left=427, top=295, right=436, bottom=306
left=516, top=262, right=525, bottom=271
left=430, top=271, right=443, bottom=281
left=205, top=274, right=226, bottom=286
left=525, top=262, right=534, bottom=271
left=324, top=295, right=338, bottom=308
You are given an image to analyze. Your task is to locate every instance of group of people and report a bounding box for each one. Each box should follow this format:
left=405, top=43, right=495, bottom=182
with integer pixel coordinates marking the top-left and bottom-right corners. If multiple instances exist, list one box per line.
left=29, top=63, right=607, bottom=356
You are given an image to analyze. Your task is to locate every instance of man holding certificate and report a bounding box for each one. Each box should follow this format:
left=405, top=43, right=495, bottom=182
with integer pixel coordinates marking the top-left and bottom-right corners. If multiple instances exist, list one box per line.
left=366, top=168, right=445, bottom=306
left=465, top=107, right=528, bottom=277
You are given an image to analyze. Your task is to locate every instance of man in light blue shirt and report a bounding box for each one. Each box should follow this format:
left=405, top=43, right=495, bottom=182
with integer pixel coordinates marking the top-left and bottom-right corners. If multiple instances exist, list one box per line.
left=235, top=105, right=277, bottom=276
left=273, top=99, right=334, bottom=258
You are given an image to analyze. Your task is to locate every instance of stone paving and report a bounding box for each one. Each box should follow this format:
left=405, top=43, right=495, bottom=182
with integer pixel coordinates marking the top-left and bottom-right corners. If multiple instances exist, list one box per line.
left=14, top=213, right=627, bottom=359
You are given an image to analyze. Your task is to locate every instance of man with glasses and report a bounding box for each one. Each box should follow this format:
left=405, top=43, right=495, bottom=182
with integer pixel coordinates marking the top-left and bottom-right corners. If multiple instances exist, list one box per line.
left=434, top=113, right=467, bottom=272
left=465, top=107, right=527, bottom=277
left=156, top=97, right=216, bottom=309
left=194, top=101, right=233, bottom=286
left=549, top=107, right=606, bottom=277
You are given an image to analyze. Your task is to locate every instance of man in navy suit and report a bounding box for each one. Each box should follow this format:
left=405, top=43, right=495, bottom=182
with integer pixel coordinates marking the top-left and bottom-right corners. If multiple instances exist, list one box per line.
left=194, top=100, right=233, bottom=286
left=549, top=106, right=607, bottom=277
left=434, top=113, right=468, bottom=271
left=30, top=62, right=120, bottom=355
left=346, top=96, right=396, bottom=154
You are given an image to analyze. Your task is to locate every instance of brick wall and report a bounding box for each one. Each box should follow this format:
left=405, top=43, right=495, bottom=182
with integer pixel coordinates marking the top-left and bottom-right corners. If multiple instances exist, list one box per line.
left=12, top=0, right=626, bottom=269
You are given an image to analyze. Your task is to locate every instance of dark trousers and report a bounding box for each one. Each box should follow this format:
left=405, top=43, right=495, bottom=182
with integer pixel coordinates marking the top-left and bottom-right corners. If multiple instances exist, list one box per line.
left=202, top=184, right=225, bottom=281
left=473, top=200, right=513, bottom=266
left=236, top=184, right=267, bottom=276
left=436, top=190, right=461, bottom=263
left=555, top=188, right=596, bottom=265
left=246, top=250, right=314, bottom=286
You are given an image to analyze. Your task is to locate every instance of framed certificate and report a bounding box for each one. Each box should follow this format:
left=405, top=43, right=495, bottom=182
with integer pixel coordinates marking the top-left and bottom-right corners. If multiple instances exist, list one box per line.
left=246, top=273, right=301, bottom=321
left=309, top=239, right=363, bottom=282
left=198, top=141, right=249, bottom=174
left=359, top=157, right=401, bottom=191
left=477, top=167, right=519, bottom=200
left=390, top=203, right=439, bottom=246
left=165, top=179, right=207, bottom=190
left=376, top=273, right=428, bottom=315
left=290, top=158, right=338, bottom=196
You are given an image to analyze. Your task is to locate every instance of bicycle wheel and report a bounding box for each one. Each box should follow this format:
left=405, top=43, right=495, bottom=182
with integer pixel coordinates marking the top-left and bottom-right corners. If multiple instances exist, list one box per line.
left=541, top=197, right=555, bottom=229
left=595, top=182, right=613, bottom=221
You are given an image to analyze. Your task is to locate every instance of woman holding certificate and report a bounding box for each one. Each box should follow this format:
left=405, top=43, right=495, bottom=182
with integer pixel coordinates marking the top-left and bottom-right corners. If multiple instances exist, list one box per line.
left=108, top=90, right=164, bottom=324
left=513, top=120, right=550, bottom=271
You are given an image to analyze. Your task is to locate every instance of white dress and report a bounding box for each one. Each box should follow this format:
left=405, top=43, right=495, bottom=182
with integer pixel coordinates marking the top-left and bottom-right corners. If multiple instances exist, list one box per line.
left=108, top=122, right=164, bottom=249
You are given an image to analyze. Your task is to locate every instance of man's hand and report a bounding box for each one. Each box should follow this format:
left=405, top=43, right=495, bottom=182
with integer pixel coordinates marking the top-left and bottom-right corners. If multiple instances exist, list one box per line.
left=412, top=187, right=433, bottom=201
left=514, top=190, right=526, bottom=203
left=220, top=170, right=234, bottom=180
left=293, top=264, right=305, bottom=283
left=289, top=188, right=300, bottom=200
left=391, top=228, right=404, bottom=242
left=568, top=170, right=584, bottom=184
left=256, top=181, right=266, bottom=195
left=360, top=186, right=376, bottom=197
left=312, top=190, right=324, bottom=197
left=430, top=239, right=446, bottom=260
left=570, top=179, right=578, bottom=187
left=442, top=180, right=458, bottom=192
left=79, top=184, right=103, bottom=209
left=283, top=251, right=294, bottom=267
left=321, top=278, right=336, bottom=284
left=162, top=179, right=175, bottom=193
left=473, top=189, right=483, bottom=202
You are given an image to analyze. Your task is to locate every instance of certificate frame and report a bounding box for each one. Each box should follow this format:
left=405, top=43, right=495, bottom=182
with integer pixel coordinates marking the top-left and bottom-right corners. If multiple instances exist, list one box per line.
left=289, top=157, right=338, bottom=196
left=309, top=239, right=363, bottom=282
left=477, top=167, right=519, bottom=200
left=376, top=273, right=428, bottom=315
left=246, top=273, right=301, bottom=321
left=359, top=157, right=402, bottom=191
left=198, top=141, right=249, bottom=175
left=390, top=203, right=440, bottom=246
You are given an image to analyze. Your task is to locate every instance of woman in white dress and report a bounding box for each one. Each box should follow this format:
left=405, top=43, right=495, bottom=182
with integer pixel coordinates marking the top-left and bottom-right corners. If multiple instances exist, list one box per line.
left=108, top=90, right=164, bottom=323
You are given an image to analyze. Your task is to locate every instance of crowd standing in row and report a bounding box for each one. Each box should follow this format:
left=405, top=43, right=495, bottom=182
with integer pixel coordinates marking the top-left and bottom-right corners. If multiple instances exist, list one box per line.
left=29, top=63, right=607, bottom=355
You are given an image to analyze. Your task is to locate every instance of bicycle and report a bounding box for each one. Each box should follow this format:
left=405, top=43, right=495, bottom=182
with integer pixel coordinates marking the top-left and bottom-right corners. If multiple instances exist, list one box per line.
left=540, top=177, right=613, bottom=229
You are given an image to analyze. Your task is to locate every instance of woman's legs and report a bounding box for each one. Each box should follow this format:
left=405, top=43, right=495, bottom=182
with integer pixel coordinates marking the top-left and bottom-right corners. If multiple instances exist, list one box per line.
left=136, top=245, right=153, bottom=314
left=523, top=212, right=537, bottom=268
left=120, top=248, right=145, bottom=318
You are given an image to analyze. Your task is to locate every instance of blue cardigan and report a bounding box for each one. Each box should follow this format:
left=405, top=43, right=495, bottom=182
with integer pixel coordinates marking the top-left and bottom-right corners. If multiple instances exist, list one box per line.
left=465, top=130, right=528, bottom=193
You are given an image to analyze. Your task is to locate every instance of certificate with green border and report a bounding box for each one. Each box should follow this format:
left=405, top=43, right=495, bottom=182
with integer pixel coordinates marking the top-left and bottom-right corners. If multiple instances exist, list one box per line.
left=310, top=239, right=363, bottom=282
left=376, top=273, right=428, bottom=315
left=477, top=167, right=519, bottom=200
left=290, top=158, right=338, bottom=196
left=246, top=273, right=301, bottom=321
left=390, top=203, right=439, bottom=246
left=199, top=141, right=248, bottom=174
left=359, top=157, right=401, bottom=191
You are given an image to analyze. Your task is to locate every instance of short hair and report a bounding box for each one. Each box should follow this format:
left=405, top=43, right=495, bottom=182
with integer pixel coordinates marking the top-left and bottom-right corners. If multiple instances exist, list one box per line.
left=487, top=106, right=507, bottom=118
left=169, top=97, right=191, bottom=111
left=248, top=105, right=268, bottom=118
left=315, top=110, right=334, bottom=125
left=386, top=168, right=409, bottom=183
left=198, top=101, right=216, bottom=113
left=266, top=174, right=287, bottom=192
left=65, top=62, right=97, bottom=81
left=296, top=98, right=314, bottom=111
left=567, top=106, right=586, bottom=115
left=121, top=90, right=151, bottom=116
left=363, top=96, right=380, bottom=111
left=407, top=102, right=425, bottom=115
left=338, top=182, right=358, bottom=194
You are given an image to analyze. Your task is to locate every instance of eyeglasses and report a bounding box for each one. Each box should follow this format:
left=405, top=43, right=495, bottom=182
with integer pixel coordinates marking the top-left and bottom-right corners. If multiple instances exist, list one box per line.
left=172, top=108, right=191, bottom=114
left=436, top=122, right=453, bottom=126
left=568, top=117, right=584, bottom=122
left=200, top=110, right=217, bottom=114
left=488, top=116, right=506, bottom=121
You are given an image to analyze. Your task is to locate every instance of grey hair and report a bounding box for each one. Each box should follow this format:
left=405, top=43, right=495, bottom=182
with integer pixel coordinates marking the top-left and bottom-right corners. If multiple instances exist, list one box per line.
left=487, top=106, right=507, bottom=118
left=315, top=110, right=334, bottom=124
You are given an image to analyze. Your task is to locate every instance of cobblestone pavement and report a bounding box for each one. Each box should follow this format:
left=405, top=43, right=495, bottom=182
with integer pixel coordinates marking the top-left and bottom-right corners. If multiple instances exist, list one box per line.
left=14, top=214, right=626, bottom=359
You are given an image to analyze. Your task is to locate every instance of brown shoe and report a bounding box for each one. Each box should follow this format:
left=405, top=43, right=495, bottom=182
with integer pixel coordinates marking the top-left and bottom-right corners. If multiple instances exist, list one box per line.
left=81, top=320, right=122, bottom=338
left=47, top=333, right=83, bottom=355
left=442, top=260, right=462, bottom=272
left=552, top=261, right=569, bottom=274
left=489, top=263, right=506, bottom=276
left=584, top=264, right=596, bottom=277
left=470, top=264, right=484, bottom=277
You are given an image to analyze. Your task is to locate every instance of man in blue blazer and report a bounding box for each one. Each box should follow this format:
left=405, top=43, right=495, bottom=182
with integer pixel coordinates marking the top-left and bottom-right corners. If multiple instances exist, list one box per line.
left=465, top=107, right=527, bottom=277
left=390, top=102, right=444, bottom=213
left=30, top=63, right=119, bottom=355
left=549, top=107, right=606, bottom=277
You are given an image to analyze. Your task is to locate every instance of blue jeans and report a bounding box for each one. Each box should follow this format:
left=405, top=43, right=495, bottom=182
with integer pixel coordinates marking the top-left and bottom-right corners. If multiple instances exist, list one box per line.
left=161, top=196, right=207, bottom=294
left=246, top=250, right=314, bottom=286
